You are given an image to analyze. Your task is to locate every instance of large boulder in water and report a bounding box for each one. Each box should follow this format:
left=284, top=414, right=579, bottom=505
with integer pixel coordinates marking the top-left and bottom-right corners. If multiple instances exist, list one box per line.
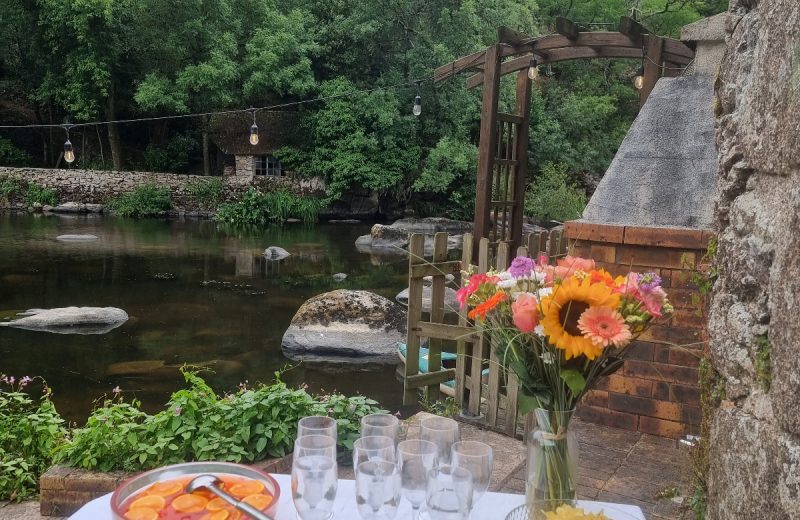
left=263, top=246, right=291, bottom=260
left=281, top=290, right=405, bottom=364
left=0, top=306, right=128, bottom=334
left=355, top=218, right=472, bottom=255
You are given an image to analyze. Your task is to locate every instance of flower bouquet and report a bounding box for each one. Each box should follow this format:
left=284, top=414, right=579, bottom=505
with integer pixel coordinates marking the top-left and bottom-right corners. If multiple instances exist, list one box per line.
left=457, top=254, right=672, bottom=505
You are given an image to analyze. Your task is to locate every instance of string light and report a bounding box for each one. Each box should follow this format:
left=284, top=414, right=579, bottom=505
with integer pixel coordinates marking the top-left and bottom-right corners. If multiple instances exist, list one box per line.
left=412, top=82, right=422, bottom=116
left=633, top=66, right=645, bottom=90
left=62, top=125, right=75, bottom=164
left=527, top=57, right=539, bottom=80
left=249, top=109, right=259, bottom=146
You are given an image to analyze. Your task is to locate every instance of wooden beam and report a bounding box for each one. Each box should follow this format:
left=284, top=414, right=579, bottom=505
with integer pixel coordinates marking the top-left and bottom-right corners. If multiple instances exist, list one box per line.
left=405, top=369, right=457, bottom=389
left=500, top=32, right=640, bottom=58
left=433, top=49, right=487, bottom=83
left=473, top=44, right=502, bottom=258
left=640, top=35, right=664, bottom=108
left=509, top=70, right=532, bottom=251
left=618, top=16, right=647, bottom=41
left=556, top=17, right=580, bottom=40
left=498, top=26, right=531, bottom=46
left=409, top=261, right=462, bottom=278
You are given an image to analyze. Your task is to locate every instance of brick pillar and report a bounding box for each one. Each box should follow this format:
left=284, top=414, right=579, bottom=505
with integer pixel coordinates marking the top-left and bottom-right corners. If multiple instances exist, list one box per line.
left=564, top=221, right=713, bottom=438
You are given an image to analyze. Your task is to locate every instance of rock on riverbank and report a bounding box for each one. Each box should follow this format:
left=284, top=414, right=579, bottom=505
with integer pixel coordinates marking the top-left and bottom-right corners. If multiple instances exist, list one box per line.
left=0, top=307, right=128, bottom=334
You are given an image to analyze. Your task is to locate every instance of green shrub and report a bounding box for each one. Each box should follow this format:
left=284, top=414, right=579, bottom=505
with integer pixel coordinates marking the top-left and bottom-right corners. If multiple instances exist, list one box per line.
left=0, top=175, right=24, bottom=201
left=524, top=162, right=587, bottom=223
left=24, top=183, right=58, bottom=206
left=56, top=369, right=384, bottom=472
left=141, top=134, right=196, bottom=173
left=186, top=177, right=225, bottom=209
left=0, top=377, right=66, bottom=501
left=412, top=137, right=477, bottom=221
left=215, top=188, right=322, bottom=226
left=0, top=138, right=31, bottom=167
left=108, top=183, right=172, bottom=218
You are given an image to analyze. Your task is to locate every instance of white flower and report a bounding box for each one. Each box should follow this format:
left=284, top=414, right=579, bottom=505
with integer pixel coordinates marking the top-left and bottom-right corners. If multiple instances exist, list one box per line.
left=497, top=271, right=514, bottom=280
left=512, top=291, right=535, bottom=301
left=534, top=325, right=545, bottom=337
left=540, top=351, right=554, bottom=364
left=497, top=279, right=518, bottom=289
left=537, top=287, right=553, bottom=299
left=531, top=270, right=547, bottom=283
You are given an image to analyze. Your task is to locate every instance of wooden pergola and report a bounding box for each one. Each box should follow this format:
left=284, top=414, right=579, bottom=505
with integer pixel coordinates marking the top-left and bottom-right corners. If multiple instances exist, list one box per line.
left=434, top=17, right=695, bottom=256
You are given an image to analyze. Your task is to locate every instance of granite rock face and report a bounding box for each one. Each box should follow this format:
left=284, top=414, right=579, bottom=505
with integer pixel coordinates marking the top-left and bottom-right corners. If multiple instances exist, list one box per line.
left=707, top=2, right=800, bottom=518
left=281, top=290, right=405, bottom=364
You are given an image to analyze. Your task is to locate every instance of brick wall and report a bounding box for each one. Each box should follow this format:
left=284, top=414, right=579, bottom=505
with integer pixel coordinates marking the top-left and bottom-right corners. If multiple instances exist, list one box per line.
left=564, top=221, right=712, bottom=438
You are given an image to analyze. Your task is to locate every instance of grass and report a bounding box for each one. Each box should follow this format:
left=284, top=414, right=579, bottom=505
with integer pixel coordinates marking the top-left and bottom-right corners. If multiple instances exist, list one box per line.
left=107, top=183, right=172, bottom=218
left=185, top=177, right=225, bottom=209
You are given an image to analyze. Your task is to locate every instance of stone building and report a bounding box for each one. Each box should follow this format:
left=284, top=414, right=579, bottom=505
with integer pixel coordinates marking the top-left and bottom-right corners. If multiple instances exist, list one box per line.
left=209, top=111, right=297, bottom=178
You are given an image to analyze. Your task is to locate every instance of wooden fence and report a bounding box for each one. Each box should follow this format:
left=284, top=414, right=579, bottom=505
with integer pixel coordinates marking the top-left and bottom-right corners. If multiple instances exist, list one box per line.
left=402, top=228, right=568, bottom=437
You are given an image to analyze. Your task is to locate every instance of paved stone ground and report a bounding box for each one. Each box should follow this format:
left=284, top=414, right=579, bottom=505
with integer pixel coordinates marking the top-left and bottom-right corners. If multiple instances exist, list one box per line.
left=500, top=419, right=693, bottom=520
left=1, top=416, right=692, bottom=520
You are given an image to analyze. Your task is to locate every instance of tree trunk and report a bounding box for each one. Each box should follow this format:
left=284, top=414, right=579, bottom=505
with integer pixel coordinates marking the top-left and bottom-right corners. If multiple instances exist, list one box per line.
left=202, top=116, right=211, bottom=176
left=106, top=80, right=123, bottom=170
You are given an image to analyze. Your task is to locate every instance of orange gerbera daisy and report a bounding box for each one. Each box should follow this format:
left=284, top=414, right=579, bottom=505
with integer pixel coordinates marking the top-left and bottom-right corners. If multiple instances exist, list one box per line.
left=468, top=292, right=506, bottom=321
left=539, top=277, right=620, bottom=360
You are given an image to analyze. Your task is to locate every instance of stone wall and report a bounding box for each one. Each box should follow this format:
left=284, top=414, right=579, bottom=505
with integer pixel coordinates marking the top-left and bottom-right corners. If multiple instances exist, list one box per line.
left=565, top=221, right=710, bottom=438
left=707, top=1, right=800, bottom=519
left=0, top=166, right=324, bottom=213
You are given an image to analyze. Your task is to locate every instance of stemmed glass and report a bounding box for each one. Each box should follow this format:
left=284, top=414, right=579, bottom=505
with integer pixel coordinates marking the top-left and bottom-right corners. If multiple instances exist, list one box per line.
left=361, top=413, right=400, bottom=444
left=397, top=439, right=438, bottom=520
left=450, top=441, right=493, bottom=503
left=426, top=465, right=474, bottom=520
left=353, top=436, right=396, bottom=471
left=292, top=434, right=338, bottom=520
left=355, top=460, right=401, bottom=520
left=298, top=415, right=338, bottom=440
left=419, top=416, right=460, bottom=465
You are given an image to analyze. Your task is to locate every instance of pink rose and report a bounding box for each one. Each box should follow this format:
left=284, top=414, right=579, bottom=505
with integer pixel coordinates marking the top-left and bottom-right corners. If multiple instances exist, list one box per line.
left=639, top=286, right=667, bottom=317
left=511, top=293, right=539, bottom=333
left=556, top=256, right=596, bottom=272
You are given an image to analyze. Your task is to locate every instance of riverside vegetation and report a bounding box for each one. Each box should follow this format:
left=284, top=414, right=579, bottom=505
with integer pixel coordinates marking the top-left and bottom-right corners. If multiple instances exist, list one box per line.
left=0, top=369, right=383, bottom=501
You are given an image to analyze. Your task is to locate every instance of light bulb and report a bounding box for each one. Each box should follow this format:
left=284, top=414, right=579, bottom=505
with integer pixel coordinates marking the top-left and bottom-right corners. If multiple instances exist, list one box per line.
left=528, top=66, right=539, bottom=80
left=249, top=123, right=259, bottom=145
left=413, top=95, right=422, bottom=116
left=633, top=66, right=645, bottom=90
left=64, top=139, right=75, bottom=163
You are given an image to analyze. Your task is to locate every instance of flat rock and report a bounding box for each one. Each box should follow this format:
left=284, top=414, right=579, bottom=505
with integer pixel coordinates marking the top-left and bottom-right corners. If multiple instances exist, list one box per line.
left=0, top=306, right=128, bottom=334
left=356, top=218, right=472, bottom=255
left=332, top=273, right=348, bottom=282
left=56, top=234, right=98, bottom=241
left=396, top=286, right=460, bottom=314
left=52, top=202, right=84, bottom=213
left=281, top=290, right=405, bottom=364
left=263, top=246, right=290, bottom=260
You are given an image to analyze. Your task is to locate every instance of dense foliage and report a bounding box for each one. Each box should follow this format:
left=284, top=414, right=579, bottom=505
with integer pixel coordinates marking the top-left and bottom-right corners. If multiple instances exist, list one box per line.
left=0, top=377, right=65, bottom=501
left=0, top=370, right=384, bottom=499
left=524, top=162, right=587, bottom=223
left=0, top=0, right=725, bottom=214
left=107, top=183, right=172, bottom=218
left=215, top=188, right=322, bottom=225
left=186, top=177, right=225, bottom=209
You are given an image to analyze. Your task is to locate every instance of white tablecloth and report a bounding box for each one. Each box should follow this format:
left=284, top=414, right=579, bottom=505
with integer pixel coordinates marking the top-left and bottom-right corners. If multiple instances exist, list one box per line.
left=69, top=473, right=644, bottom=519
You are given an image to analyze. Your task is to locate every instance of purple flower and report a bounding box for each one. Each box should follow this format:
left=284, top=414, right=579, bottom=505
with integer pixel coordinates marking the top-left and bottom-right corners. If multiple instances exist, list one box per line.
left=112, top=385, right=121, bottom=396
left=508, top=256, right=536, bottom=278
left=638, top=272, right=663, bottom=292
left=19, top=376, right=32, bottom=388
left=173, top=406, right=183, bottom=416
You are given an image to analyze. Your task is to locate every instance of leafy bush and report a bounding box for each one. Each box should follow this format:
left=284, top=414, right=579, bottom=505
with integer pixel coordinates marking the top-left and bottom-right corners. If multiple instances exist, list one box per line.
left=24, top=183, right=58, bottom=206
left=141, top=134, right=196, bottom=173
left=56, top=369, right=384, bottom=472
left=413, top=137, right=477, bottom=221
left=524, top=162, right=587, bottom=223
left=0, top=174, right=24, bottom=201
left=0, top=138, right=31, bottom=167
left=215, top=188, right=322, bottom=226
left=108, top=183, right=172, bottom=218
left=0, top=376, right=66, bottom=501
left=186, top=177, right=225, bottom=209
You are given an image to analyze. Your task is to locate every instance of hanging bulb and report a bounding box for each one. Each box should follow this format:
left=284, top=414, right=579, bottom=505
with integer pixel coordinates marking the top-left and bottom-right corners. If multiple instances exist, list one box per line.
left=63, top=139, right=75, bottom=163
left=527, top=58, right=539, bottom=80
left=633, top=66, right=645, bottom=90
left=413, top=95, right=422, bottom=116
left=249, top=123, right=259, bottom=145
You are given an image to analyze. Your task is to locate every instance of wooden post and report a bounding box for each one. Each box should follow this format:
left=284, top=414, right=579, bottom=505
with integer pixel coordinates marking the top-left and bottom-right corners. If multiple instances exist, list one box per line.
left=473, top=44, right=502, bottom=260
left=403, top=234, right=425, bottom=405
left=640, top=35, right=664, bottom=108
left=455, top=233, right=474, bottom=411
left=426, top=232, right=448, bottom=400
left=509, top=70, right=532, bottom=251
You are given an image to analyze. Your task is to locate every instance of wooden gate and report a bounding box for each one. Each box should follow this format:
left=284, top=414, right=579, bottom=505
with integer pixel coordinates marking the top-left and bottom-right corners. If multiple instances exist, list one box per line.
left=402, top=229, right=567, bottom=437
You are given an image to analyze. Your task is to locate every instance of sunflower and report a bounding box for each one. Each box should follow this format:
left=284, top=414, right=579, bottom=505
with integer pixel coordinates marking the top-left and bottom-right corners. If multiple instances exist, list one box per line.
left=539, top=277, right=621, bottom=360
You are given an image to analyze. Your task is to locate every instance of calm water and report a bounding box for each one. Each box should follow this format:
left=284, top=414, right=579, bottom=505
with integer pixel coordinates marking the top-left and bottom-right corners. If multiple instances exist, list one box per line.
left=0, top=214, right=409, bottom=422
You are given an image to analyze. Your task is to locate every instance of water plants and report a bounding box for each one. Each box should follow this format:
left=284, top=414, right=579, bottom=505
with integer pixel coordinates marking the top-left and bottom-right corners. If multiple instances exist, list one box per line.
left=214, top=188, right=322, bottom=225
left=107, top=183, right=172, bottom=218
left=23, top=183, right=58, bottom=206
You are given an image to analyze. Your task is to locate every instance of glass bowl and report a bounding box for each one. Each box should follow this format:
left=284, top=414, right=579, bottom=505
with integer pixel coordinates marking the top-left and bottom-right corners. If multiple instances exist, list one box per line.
left=110, top=461, right=280, bottom=519
left=506, top=500, right=641, bottom=520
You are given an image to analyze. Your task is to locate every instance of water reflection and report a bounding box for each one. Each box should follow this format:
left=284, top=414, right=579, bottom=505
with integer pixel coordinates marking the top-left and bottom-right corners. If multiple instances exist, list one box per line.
left=0, top=214, right=409, bottom=421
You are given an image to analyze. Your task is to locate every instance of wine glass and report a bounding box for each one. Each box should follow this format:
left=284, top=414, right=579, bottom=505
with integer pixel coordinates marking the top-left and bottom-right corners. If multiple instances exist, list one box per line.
left=361, top=413, right=400, bottom=444
left=292, top=435, right=338, bottom=520
left=397, top=439, right=438, bottom=520
left=419, top=416, right=460, bottom=465
left=353, top=436, right=396, bottom=472
left=355, top=460, right=401, bottom=520
left=426, top=465, right=473, bottom=520
left=298, top=415, right=338, bottom=440
left=450, top=441, right=493, bottom=502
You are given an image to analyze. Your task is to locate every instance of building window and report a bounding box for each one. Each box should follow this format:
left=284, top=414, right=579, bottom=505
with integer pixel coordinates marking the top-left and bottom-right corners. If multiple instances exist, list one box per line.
left=255, top=155, right=284, bottom=176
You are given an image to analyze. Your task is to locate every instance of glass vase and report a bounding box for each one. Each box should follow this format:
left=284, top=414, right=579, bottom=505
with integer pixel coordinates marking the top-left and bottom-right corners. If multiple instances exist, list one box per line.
left=525, top=408, right=578, bottom=508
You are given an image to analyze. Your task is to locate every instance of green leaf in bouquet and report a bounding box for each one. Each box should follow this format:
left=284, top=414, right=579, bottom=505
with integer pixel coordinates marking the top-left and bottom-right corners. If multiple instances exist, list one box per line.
left=560, top=369, right=587, bottom=395
left=517, top=394, right=540, bottom=415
